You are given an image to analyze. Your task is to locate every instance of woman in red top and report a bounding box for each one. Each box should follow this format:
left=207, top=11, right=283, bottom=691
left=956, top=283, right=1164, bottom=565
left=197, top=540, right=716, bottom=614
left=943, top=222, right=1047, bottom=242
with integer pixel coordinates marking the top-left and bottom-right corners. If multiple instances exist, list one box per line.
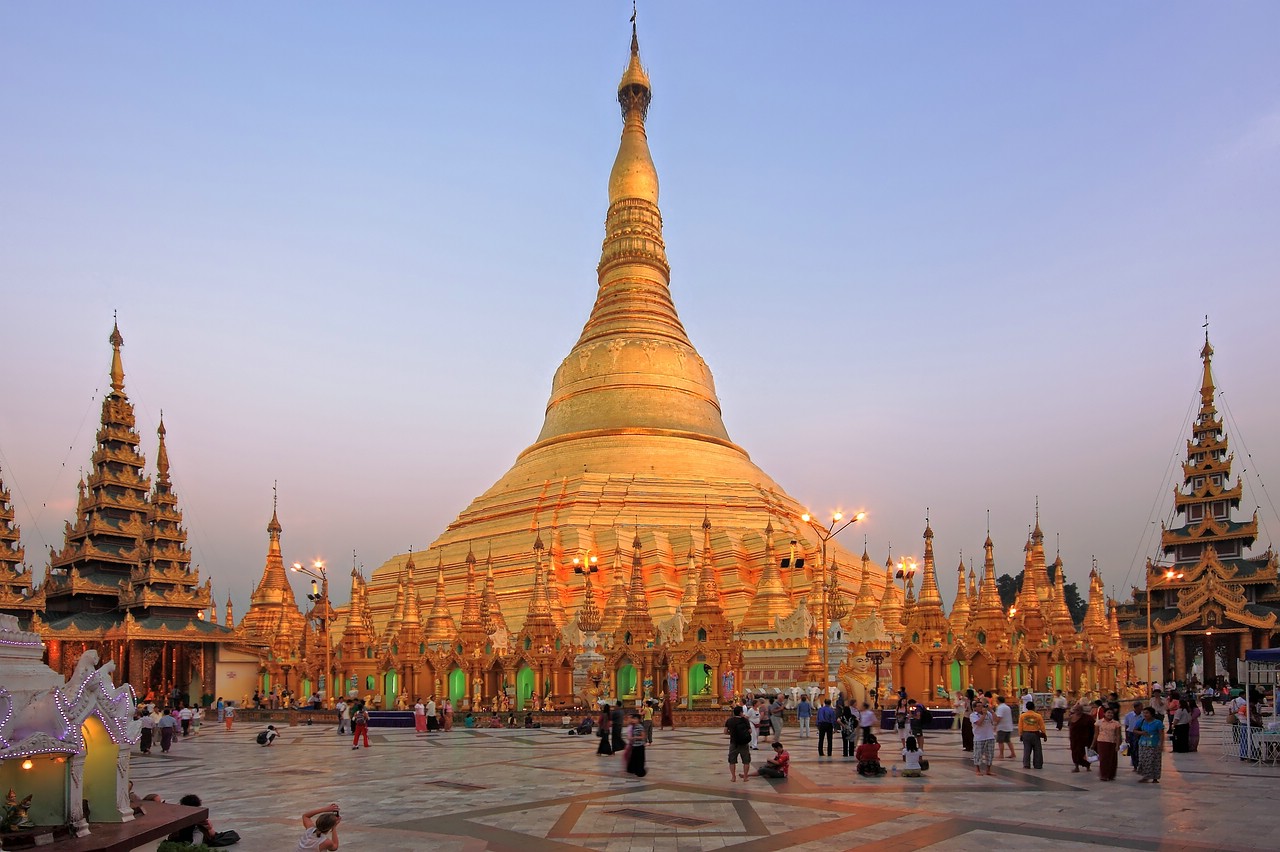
left=855, top=733, right=886, bottom=776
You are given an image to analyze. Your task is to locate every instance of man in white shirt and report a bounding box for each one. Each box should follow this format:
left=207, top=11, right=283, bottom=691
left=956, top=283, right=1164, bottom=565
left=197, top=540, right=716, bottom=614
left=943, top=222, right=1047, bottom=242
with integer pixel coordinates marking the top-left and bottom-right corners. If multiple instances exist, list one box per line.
left=994, top=696, right=1016, bottom=759
left=858, top=703, right=877, bottom=744
left=426, top=697, right=438, bottom=733
left=971, top=702, right=996, bottom=775
left=745, top=700, right=761, bottom=750
left=179, top=705, right=193, bottom=737
left=1021, top=690, right=1035, bottom=711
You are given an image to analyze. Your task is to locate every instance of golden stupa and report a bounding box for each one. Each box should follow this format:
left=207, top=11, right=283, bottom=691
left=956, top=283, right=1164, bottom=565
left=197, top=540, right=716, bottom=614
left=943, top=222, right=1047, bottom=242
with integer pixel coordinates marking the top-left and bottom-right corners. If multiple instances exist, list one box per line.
left=364, top=22, right=863, bottom=638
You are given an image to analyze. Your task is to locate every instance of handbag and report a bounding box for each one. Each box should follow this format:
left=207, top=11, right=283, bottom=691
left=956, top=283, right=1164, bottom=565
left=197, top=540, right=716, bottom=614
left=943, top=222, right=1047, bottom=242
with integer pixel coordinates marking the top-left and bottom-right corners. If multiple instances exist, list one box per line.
left=1085, top=747, right=1099, bottom=763
left=918, top=758, right=929, bottom=771
left=1120, top=741, right=1130, bottom=756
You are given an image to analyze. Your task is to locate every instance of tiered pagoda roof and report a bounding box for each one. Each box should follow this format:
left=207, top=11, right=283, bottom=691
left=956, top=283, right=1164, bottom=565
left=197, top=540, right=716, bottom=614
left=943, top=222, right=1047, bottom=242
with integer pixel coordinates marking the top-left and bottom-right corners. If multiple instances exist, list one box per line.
left=0, top=466, right=41, bottom=625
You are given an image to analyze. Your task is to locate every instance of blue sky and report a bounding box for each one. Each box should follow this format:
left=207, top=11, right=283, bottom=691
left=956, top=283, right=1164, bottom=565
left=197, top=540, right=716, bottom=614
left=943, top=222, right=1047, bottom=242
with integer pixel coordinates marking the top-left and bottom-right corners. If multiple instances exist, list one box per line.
left=1, top=2, right=1277, bottom=617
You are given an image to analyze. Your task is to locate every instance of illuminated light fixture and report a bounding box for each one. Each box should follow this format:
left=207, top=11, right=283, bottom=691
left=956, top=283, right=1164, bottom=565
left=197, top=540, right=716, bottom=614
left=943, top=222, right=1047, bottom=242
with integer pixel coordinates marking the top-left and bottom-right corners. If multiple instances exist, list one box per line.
left=21, top=759, right=33, bottom=770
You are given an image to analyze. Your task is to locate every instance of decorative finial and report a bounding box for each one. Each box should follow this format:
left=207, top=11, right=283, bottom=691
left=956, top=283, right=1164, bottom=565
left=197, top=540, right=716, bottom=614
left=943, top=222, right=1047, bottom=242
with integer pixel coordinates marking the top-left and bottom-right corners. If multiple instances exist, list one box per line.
left=630, top=0, right=638, bottom=54
left=108, top=316, right=126, bottom=394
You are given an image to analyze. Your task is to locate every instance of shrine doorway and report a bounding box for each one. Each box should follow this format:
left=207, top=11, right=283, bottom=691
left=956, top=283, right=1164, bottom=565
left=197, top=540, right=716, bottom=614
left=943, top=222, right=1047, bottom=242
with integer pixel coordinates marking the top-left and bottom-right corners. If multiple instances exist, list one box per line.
left=688, top=660, right=710, bottom=698
left=81, top=717, right=122, bottom=824
left=516, top=665, right=536, bottom=709
left=448, top=668, right=466, bottom=703
left=617, top=662, right=637, bottom=700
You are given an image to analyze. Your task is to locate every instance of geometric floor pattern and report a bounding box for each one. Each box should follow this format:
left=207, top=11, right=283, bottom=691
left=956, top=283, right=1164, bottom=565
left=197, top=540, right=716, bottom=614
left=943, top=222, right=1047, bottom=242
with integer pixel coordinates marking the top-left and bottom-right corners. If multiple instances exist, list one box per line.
left=128, top=711, right=1278, bottom=851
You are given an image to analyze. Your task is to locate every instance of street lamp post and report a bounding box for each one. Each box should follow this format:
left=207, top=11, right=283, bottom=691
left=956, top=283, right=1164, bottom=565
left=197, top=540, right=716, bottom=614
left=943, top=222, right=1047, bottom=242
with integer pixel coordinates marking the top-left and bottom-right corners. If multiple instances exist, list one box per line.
left=800, top=510, right=867, bottom=693
left=866, top=648, right=889, bottom=709
left=1146, top=564, right=1184, bottom=690
left=291, top=560, right=333, bottom=708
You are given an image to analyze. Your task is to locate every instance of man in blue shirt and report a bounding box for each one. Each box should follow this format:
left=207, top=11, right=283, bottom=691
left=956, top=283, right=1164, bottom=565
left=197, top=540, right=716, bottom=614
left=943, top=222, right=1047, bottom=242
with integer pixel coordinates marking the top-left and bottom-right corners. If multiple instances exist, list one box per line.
left=1122, top=701, right=1144, bottom=771
left=796, top=696, right=812, bottom=739
left=816, top=698, right=837, bottom=757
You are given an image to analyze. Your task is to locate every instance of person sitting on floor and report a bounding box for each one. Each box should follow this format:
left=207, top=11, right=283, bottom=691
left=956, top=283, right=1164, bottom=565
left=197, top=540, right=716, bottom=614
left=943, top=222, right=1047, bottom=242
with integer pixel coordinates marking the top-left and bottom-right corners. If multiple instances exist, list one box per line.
left=756, top=741, right=791, bottom=778
left=568, top=717, right=594, bottom=735
left=855, top=733, right=887, bottom=777
left=901, top=735, right=928, bottom=777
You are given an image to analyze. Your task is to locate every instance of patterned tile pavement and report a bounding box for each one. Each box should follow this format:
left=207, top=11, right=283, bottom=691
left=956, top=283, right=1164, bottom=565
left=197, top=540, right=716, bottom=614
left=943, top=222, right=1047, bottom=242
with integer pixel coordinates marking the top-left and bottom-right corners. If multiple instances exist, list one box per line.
left=127, top=712, right=1279, bottom=851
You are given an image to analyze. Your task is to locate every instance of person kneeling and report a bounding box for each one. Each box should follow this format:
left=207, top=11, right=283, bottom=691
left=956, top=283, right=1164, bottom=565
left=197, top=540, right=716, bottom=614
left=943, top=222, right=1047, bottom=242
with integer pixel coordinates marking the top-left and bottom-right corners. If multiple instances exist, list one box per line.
left=756, top=742, right=790, bottom=778
left=855, top=733, right=887, bottom=776
left=902, top=735, right=928, bottom=777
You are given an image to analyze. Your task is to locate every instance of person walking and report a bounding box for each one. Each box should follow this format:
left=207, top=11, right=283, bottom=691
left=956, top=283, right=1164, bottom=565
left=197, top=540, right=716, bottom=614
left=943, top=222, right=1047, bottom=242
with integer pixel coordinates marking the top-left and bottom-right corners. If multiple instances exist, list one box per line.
left=179, top=704, right=193, bottom=737
left=624, top=712, right=648, bottom=777
left=1137, top=707, right=1165, bottom=783
left=223, top=702, right=235, bottom=731
left=351, top=702, right=371, bottom=750
left=1188, top=701, right=1202, bottom=752
left=816, top=698, right=836, bottom=757
left=895, top=694, right=910, bottom=747
left=994, top=696, right=1016, bottom=760
left=610, top=702, right=626, bottom=754
left=1171, top=703, right=1191, bottom=753
left=215, top=697, right=225, bottom=725
left=1122, top=702, right=1144, bottom=772
left=426, top=696, right=439, bottom=733
left=158, top=709, right=178, bottom=754
left=745, top=700, right=761, bottom=750
left=724, top=705, right=753, bottom=782
left=442, top=698, right=454, bottom=731
left=1050, top=690, right=1068, bottom=730
left=1018, top=701, right=1047, bottom=769
left=770, top=695, right=785, bottom=744
left=596, top=705, right=614, bottom=756
left=138, top=709, right=156, bottom=755
left=971, top=700, right=996, bottom=776
left=641, top=701, right=654, bottom=744
left=1068, top=704, right=1095, bottom=772
left=960, top=689, right=975, bottom=752
left=413, top=698, right=426, bottom=734
left=336, top=699, right=349, bottom=735
left=859, top=702, right=876, bottom=745
left=1093, top=707, right=1123, bottom=781
left=796, top=695, right=812, bottom=739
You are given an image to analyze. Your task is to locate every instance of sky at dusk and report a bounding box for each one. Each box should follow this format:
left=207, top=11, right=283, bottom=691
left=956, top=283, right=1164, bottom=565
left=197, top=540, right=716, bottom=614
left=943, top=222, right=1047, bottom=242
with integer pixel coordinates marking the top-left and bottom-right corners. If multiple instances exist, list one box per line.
left=2, top=2, right=1278, bottom=621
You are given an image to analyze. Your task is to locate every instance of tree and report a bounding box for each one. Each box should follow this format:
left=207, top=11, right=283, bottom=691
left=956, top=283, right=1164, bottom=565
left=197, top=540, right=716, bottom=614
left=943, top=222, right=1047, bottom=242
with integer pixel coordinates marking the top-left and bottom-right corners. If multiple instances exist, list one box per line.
left=996, top=574, right=1023, bottom=610
left=1063, top=582, right=1088, bottom=626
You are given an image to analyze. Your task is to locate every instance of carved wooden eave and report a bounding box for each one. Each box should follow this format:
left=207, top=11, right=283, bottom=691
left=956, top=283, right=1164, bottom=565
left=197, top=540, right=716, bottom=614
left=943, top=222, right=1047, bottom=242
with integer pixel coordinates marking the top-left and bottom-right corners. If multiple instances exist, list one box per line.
left=1161, top=513, right=1258, bottom=549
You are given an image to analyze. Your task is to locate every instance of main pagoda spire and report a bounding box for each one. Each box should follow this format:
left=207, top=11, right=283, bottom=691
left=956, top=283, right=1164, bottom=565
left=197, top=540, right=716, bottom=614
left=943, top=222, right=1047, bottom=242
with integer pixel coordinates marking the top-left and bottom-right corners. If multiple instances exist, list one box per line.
left=527, top=17, right=740, bottom=456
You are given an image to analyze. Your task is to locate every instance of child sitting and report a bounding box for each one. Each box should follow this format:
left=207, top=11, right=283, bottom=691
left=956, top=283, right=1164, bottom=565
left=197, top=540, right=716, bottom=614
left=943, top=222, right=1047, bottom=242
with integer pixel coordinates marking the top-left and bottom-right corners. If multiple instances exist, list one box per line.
left=855, top=733, right=887, bottom=777
left=901, top=735, right=928, bottom=777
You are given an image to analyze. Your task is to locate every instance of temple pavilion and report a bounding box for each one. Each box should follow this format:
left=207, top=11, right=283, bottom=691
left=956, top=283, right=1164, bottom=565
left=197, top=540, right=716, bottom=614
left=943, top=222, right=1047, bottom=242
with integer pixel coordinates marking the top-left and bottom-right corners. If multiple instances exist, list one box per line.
left=0, top=324, right=246, bottom=703
left=321, top=20, right=1130, bottom=711
left=1115, top=335, right=1280, bottom=685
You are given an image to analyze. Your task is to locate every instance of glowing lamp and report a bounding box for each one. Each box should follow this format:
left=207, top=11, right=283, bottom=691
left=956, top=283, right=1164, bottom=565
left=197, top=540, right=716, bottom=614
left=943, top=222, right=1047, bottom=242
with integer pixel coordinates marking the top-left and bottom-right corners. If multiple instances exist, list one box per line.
left=21, top=759, right=33, bottom=770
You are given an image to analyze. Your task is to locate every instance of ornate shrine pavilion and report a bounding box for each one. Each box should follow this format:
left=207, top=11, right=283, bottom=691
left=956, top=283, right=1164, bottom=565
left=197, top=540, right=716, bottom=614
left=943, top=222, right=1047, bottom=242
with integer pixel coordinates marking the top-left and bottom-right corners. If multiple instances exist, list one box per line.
left=1115, top=335, right=1279, bottom=684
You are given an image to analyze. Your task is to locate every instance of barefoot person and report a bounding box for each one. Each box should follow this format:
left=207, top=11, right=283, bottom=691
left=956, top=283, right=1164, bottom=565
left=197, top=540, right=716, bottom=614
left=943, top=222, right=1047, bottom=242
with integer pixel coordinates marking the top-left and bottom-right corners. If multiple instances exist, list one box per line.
left=724, top=705, right=753, bottom=782
left=971, top=700, right=996, bottom=776
left=297, top=803, right=341, bottom=851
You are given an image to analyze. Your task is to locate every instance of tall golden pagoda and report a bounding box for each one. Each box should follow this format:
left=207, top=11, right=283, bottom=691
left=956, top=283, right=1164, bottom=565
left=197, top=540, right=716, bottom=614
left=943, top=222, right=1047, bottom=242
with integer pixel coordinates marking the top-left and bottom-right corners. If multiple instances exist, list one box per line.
left=239, top=499, right=309, bottom=689
left=358, top=19, right=866, bottom=704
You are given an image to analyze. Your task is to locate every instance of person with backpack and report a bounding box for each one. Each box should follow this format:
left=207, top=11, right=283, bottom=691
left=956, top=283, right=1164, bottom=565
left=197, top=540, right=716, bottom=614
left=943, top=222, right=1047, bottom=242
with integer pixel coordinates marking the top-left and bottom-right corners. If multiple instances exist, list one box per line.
left=350, top=702, right=370, bottom=750
left=256, top=725, right=278, bottom=746
left=724, top=705, right=753, bottom=781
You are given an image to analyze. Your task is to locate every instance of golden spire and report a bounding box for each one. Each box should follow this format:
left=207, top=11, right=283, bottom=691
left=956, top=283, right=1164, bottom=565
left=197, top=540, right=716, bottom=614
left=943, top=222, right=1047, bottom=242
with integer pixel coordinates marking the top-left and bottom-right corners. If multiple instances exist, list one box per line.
left=247, top=496, right=298, bottom=609
left=601, top=543, right=628, bottom=634
left=949, top=554, right=970, bottom=636
left=525, top=16, right=739, bottom=457
left=481, top=550, right=507, bottom=634
left=155, top=416, right=170, bottom=482
left=1200, top=323, right=1216, bottom=409
left=546, top=528, right=567, bottom=629
left=916, top=513, right=944, bottom=608
left=1046, top=551, right=1076, bottom=641
left=679, top=534, right=699, bottom=619
left=879, top=553, right=904, bottom=632
left=1082, top=558, right=1108, bottom=634
left=968, top=534, right=1010, bottom=645
left=460, top=543, right=486, bottom=645
left=108, top=318, right=125, bottom=396
left=401, top=552, right=422, bottom=630
left=909, top=513, right=948, bottom=643
left=852, top=544, right=878, bottom=620
left=741, top=519, right=792, bottom=630
left=692, top=518, right=730, bottom=636
left=224, top=592, right=234, bottom=627
left=424, top=554, right=457, bottom=642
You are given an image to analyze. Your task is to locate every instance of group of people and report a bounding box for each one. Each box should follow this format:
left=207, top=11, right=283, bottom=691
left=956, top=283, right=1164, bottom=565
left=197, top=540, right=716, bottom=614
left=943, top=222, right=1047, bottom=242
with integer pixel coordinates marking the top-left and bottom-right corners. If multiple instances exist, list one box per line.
left=135, top=702, right=203, bottom=754
left=723, top=705, right=790, bottom=781
left=410, top=696, right=454, bottom=733
left=592, top=700, right=652, bottom=777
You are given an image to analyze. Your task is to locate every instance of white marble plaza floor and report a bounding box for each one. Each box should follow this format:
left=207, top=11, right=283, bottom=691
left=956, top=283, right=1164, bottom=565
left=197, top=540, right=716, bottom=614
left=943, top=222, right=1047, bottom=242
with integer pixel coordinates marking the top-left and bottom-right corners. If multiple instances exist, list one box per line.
left=128, top=711, right=1279, bottom=852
